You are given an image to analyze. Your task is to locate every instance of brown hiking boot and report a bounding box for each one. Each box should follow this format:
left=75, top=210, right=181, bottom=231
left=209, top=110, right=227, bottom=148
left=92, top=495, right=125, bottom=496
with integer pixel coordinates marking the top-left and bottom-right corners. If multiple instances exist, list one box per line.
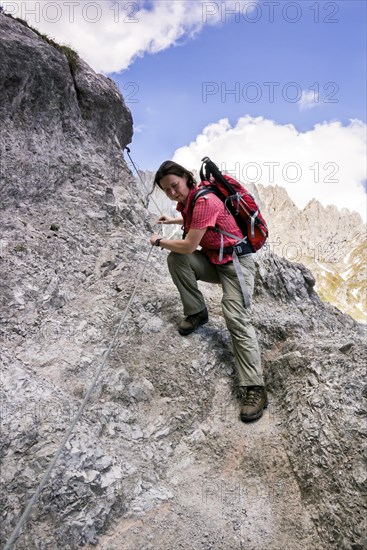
left=240, top=386, right=268, bottom=422
left=178, top=308, right=208, bottom=335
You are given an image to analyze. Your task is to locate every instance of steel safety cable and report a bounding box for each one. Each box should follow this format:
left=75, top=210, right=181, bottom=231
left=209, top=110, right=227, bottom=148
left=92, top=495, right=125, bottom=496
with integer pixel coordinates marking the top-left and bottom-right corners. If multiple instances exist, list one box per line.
left=125, top=146, right=164, bottom=217
left=4, top=148, right=178, bottom=548
left=124, top=147, right=179, bottom=241
left=4, top=243, right=161, bottom=549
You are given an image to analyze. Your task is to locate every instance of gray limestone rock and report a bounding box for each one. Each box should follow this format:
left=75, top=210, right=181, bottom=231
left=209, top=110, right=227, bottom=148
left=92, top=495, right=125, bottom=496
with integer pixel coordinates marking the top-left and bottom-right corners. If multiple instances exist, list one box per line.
left=1, top=13, right=366, bottom=550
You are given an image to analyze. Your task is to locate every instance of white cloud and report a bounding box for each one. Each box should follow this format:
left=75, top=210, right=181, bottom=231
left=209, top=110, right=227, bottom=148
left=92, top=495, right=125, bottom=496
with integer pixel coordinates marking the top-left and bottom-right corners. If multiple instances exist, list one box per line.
left=133, top=124, right=146, bottom=134
left=172, top=116, right=367, bottom=221
left=298, top=89, right=320, bottom=111
left=3, top=0, right=258, bottom=73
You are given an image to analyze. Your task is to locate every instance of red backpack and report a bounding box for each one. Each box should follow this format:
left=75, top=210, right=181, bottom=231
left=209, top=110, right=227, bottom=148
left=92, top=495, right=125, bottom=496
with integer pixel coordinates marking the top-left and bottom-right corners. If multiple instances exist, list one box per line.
left=194, top=157, right=268, bottom=252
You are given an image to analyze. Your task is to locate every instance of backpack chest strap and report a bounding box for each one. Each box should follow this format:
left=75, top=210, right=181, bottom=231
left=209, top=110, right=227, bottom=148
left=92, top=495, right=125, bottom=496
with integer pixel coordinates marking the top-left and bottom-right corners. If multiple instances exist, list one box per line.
left=215, top=228, right=248, bottom=262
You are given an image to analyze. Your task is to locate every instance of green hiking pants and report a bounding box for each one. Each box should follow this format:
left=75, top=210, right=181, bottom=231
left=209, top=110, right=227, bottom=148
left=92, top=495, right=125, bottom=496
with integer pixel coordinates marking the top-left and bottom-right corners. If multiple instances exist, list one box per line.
left=167, top=251, right=264, bottom=387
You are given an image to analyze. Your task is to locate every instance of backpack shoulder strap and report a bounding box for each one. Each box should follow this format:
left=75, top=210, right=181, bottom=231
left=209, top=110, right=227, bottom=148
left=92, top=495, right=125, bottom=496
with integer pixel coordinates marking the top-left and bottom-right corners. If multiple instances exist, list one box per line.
left=183, top=186, right=214, bottom=238
left=191, top=186, right=215, bottom=208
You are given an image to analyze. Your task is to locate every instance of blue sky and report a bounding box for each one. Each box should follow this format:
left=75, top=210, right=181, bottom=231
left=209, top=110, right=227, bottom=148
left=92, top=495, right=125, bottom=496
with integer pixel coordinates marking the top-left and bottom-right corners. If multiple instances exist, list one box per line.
left=113, top=0, right=366, bottom=170
left=4, top=0, right=366, bottom=218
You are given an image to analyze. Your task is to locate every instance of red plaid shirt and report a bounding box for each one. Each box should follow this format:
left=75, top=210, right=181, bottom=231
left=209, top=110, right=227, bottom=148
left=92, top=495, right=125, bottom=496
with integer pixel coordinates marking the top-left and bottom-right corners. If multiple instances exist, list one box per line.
left=177, top=188, right=246, bottom=264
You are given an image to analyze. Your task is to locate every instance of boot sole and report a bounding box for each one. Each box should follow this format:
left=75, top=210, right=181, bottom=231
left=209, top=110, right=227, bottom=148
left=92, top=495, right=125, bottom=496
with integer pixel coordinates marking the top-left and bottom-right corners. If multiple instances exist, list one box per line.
left=240, top=399, right=268, bottom=423
left=178, top=317, right=208, bottom=336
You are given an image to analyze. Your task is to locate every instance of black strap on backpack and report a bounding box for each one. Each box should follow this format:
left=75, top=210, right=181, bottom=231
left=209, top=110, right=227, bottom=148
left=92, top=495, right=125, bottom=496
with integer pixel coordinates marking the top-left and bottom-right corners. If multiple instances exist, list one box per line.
left=200, top=157, right=235, bottom=195
left=199, top=157, right=248, bottom=230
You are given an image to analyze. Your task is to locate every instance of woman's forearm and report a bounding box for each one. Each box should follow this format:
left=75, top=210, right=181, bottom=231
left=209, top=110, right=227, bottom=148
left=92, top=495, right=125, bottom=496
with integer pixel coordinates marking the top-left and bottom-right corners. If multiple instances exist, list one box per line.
left=158, top=215, right=183, bottom=225
left=172, top=216, right=183, bottom=224
left=156, top=228, right=206, bottom=254
left=153, top=227, right=206, bottom=254
left=158, top=238, right=195, bottom=254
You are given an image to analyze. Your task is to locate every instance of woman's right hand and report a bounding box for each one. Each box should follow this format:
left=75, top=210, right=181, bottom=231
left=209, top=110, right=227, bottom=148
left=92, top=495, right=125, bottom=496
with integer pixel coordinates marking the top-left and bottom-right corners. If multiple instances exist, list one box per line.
left=157, top=215, right=176, bottom=224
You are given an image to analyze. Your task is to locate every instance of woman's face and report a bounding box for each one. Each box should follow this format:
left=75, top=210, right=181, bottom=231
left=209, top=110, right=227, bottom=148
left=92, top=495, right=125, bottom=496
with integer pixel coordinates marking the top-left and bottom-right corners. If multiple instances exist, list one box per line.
left=159, top=174, right=190, bottom=203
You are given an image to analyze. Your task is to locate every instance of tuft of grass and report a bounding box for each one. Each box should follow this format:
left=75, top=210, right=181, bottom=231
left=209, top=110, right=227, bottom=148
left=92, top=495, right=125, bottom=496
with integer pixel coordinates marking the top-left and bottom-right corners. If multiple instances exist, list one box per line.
left=9, top=13, right=79, bottom=72
left=31, top=27, right=80, bottom=73
left=57, top=44, right=79, bottom=73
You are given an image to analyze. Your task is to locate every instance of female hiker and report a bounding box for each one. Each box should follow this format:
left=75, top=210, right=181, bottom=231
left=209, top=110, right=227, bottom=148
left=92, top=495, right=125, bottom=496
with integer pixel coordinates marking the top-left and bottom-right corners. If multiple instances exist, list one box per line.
left=149, top=160, right=267, bottom=422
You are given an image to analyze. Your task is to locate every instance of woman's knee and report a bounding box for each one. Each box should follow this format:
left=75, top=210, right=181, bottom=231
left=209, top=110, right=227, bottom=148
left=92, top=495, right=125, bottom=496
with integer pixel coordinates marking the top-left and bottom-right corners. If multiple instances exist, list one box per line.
left=222, top=300, right=251, bottom=332
left=167, top=251, right=189, bottom=275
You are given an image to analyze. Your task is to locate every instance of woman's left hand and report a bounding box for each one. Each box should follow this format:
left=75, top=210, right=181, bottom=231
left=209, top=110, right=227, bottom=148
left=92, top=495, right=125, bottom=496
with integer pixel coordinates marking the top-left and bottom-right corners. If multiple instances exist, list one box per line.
left=150, top=234, right=160, bottom=246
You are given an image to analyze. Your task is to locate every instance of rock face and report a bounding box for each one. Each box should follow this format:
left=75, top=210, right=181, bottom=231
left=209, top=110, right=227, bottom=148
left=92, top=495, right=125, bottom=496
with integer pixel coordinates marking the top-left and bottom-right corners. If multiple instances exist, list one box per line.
left=0, top=13, right=133, bottom=208
left=1, top=14, right=366, bottom=550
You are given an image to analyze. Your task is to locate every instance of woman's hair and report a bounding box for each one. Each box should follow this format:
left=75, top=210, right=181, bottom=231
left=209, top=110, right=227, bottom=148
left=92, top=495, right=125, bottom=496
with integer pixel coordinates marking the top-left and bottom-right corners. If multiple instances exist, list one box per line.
left=151, top=160, right=196, bottom=193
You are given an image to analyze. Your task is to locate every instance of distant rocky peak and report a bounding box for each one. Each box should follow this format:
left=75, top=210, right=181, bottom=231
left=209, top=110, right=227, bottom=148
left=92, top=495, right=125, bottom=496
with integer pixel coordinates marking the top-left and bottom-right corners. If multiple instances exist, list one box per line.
left=257, top=184, right=298, bottom=211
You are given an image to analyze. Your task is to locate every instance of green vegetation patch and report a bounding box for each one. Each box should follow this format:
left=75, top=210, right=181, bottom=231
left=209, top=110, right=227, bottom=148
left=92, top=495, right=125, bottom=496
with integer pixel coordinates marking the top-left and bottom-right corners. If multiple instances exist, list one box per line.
left=6, top=12, right=79, bottom=72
